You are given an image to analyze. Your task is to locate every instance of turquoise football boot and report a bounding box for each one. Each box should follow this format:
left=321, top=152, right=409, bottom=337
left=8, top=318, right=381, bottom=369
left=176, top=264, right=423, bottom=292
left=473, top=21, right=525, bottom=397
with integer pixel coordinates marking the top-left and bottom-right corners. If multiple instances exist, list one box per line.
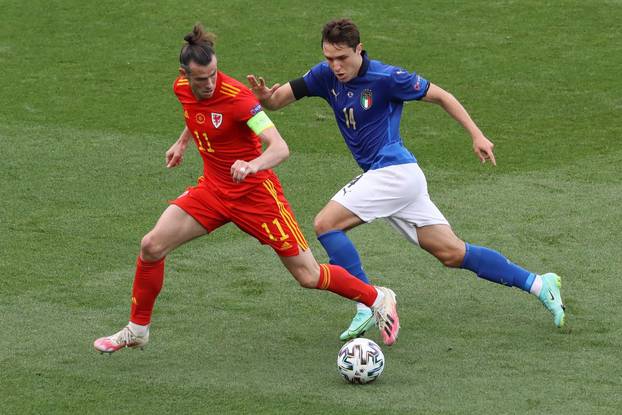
left=538, top=273, right=566, bottom=327
left=339, top=308, right=376, bottom=341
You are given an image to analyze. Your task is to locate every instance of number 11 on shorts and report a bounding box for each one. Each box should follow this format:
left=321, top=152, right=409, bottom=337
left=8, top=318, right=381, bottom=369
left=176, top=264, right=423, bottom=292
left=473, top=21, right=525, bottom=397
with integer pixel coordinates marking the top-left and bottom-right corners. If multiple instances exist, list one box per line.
left=262, top=218, right=289, bottom=241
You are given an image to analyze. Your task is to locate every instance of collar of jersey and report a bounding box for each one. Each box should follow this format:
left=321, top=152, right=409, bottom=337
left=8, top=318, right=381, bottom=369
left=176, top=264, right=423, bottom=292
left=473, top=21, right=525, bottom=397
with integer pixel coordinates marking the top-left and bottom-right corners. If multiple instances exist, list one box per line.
left=356, top=50, right=370, bottom=78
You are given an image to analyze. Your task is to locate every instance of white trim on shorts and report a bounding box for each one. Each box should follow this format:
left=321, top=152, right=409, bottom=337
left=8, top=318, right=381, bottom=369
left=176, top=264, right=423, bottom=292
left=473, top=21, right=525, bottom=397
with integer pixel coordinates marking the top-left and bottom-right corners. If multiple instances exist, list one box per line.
left=331, top=163, right=449, bottom=245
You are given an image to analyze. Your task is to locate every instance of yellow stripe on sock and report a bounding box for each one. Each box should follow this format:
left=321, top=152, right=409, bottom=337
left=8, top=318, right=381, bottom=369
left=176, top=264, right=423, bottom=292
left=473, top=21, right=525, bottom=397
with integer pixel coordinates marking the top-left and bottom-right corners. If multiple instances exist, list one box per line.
left=320, top=264, right=331, bottom=289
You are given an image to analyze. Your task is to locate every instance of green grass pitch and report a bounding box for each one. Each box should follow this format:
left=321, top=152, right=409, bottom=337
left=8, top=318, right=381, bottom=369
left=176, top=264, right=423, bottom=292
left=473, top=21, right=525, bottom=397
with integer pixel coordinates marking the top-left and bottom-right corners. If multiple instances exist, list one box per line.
left=1, top=1, right=621, bottom=413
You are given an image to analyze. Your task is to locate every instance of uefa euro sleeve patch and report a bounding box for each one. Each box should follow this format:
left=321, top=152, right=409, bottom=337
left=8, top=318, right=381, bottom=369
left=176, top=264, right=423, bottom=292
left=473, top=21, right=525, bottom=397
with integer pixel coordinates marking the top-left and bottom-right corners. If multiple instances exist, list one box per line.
left=250, top=103, right=262, bottom=116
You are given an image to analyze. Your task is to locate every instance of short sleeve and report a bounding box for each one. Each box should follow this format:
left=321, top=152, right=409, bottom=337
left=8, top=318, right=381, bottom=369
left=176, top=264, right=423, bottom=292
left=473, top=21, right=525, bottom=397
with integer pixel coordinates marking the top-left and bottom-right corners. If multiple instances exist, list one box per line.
left=173, top=76, right=194, bottom=104
left=389, top=67, right=430, bottom=101
left=302, top=63, right=331, bottom=101
left=235, top=91, right=264, bottom=123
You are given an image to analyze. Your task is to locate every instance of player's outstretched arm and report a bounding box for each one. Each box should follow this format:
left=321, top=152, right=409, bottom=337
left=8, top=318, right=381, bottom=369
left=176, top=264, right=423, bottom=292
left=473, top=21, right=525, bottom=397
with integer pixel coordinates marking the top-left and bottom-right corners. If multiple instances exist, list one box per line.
left=422, top=83, right=496, bottom=166
left=246, top=75, right=296, bottom=111
left=230, top=125, right=290, bottom=183
left=166, top=126, right=192, bottom=168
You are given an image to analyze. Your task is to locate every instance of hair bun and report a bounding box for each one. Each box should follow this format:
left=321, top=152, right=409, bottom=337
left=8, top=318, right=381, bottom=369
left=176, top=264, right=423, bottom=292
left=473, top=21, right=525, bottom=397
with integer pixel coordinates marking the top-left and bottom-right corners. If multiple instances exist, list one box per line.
left=179, top=24, right=217, bottom=67
left=183, top=24, right=216, bottom=48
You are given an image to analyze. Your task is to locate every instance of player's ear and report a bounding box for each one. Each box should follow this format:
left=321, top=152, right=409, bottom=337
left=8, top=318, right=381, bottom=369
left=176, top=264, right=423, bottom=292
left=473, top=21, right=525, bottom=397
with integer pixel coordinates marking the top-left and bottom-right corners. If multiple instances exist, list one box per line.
left=179, top=67, right=188, bottom=77
left=356, top=43, right=363, bottom=55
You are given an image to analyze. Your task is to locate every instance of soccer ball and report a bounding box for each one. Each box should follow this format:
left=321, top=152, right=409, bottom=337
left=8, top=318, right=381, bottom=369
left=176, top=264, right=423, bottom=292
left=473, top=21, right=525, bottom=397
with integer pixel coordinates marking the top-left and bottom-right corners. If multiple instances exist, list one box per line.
left=337, top=338, right=385, bottom=384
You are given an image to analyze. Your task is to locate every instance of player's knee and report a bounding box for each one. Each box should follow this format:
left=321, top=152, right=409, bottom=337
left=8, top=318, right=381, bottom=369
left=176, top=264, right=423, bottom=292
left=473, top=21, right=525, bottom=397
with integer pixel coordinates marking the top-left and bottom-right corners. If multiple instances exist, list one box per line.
left=140, top=233, right=166, bottom=261
left=313, top=214, right=334, bottom=236
left=438, top=246, right=465, bottom=268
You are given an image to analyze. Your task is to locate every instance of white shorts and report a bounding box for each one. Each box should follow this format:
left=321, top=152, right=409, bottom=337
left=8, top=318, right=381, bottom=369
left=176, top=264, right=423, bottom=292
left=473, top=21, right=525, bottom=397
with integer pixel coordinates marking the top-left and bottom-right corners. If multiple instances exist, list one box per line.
left=331, top=163, right=449, bottom=245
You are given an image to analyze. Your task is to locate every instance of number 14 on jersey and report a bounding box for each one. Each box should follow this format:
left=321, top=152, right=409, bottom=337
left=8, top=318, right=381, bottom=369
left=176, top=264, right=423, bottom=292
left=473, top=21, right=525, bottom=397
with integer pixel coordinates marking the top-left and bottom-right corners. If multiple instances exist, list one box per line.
left=342, top=107, right=356, bottom=130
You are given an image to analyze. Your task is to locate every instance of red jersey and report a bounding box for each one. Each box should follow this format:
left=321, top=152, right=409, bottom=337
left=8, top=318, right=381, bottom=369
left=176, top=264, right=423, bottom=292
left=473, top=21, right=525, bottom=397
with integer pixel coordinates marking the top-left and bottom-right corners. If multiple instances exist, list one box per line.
left=174, top=71, right=275, bottom=199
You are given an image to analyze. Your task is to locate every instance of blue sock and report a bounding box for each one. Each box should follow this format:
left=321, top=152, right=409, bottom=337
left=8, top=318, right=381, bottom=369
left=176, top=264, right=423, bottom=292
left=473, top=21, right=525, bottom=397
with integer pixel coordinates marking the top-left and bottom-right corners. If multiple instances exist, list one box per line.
left=460, top=243, right=535, bottom=292
left=317, top=230, right=369, bottom=284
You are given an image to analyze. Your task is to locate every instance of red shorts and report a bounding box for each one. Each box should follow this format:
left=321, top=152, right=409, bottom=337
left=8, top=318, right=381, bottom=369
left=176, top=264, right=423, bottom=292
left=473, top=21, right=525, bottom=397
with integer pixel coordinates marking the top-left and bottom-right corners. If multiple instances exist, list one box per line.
left=170, top=177, right=309, bottom=257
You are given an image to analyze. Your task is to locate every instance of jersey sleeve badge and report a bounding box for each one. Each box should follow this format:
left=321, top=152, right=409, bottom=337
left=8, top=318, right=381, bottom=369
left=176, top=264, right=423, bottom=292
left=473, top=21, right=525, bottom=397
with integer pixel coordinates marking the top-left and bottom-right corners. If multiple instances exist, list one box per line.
left=413, top=75, right=422, bottom=91
left=250, top=103, right=262, bottom=116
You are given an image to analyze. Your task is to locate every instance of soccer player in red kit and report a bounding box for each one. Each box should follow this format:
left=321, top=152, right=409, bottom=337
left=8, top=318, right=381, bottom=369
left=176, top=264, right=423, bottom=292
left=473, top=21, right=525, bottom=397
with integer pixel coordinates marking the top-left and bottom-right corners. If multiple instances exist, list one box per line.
left=93, top=24, right=400, bottom=353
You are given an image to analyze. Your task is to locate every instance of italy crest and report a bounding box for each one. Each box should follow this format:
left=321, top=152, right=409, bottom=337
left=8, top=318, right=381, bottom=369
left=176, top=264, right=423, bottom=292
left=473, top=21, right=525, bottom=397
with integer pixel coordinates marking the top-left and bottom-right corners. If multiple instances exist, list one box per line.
left=360, top=89, right=373, bottom=110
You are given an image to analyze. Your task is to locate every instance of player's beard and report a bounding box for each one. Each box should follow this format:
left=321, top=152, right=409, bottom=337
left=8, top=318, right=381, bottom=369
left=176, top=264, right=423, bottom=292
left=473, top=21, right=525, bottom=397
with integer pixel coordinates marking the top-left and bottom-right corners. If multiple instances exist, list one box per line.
left=192, top=85, right=214, bottom=100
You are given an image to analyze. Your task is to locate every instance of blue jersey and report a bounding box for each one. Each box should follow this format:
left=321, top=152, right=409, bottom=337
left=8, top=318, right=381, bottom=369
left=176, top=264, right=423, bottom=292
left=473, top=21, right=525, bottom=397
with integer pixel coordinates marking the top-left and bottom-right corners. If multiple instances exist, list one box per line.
left=298, top=52, right=429, bottom=171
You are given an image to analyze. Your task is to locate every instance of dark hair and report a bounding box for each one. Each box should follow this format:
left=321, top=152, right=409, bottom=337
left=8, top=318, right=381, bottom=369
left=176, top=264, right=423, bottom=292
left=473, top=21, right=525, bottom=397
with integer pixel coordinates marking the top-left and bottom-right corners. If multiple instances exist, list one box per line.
left=179, top=23, right=216, bottom=72
left=321, top=19, right=360, bottom=49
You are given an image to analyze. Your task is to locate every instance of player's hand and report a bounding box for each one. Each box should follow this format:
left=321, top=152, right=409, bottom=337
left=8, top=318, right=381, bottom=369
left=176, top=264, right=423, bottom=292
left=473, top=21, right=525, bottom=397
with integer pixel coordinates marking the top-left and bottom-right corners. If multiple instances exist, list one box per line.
left=472, top=135, right=497, bottom=166
left=230, top=160, right=257, bottom=183
left=246, top=75, right=280, bottom=101
left=166, top=142, right=187, bottom=168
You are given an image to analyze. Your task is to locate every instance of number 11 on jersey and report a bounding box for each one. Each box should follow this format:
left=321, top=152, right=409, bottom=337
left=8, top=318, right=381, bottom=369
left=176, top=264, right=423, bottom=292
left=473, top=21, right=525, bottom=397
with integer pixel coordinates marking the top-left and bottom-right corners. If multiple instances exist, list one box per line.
left=193, top=130, right=215, bottom=153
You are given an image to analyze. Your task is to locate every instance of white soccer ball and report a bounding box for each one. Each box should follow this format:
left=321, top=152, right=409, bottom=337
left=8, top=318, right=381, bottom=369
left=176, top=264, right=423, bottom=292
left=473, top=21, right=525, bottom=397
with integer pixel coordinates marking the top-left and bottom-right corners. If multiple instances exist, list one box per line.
left=337, top=337, right=385, bottom=384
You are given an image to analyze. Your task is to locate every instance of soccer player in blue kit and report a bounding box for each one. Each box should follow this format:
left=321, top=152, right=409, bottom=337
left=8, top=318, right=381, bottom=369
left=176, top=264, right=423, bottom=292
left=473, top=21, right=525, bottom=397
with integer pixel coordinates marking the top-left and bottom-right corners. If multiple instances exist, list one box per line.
left=247, top=18, right=565, bottom=341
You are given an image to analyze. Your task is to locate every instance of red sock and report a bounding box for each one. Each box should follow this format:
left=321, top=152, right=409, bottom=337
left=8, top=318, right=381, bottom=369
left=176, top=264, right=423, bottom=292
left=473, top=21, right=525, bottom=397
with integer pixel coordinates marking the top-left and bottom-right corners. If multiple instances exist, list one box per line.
left=316, top=264, right=377, bottom=307
left=129, top=256, right=165, bottom=325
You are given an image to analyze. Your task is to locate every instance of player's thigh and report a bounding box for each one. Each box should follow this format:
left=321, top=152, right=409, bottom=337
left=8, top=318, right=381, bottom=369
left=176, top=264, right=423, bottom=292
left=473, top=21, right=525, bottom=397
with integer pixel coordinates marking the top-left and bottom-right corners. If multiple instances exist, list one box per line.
left=384, top=164, right=449, bottom=244
left=314, top=200, right=364, bottom=233
left=387, top=197, right=449, bottom=244
left=142, top=182, right=231, bottom=259
left=230, top=178, right=310, bottom=257
left=143, top=205, right=208, bottom=256
left=330, top=164, right=422, bottom=223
